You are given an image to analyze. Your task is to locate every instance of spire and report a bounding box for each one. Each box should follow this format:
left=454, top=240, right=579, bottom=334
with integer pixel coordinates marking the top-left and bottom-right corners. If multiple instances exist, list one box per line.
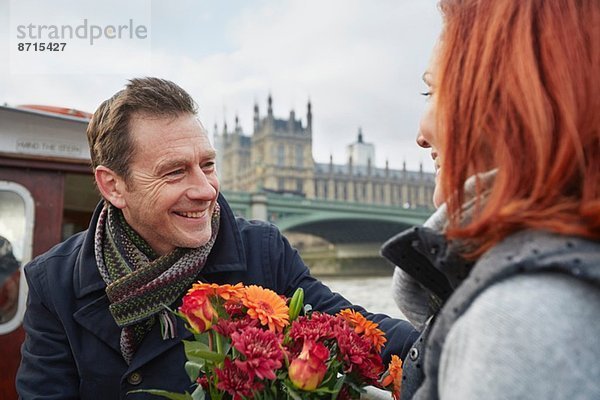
left=267, top=93, right=273, bottom=118
left=288, top=109, right=296, bottom=132
left=357, top=127, right=363, bottom=143
left=307, top=99, right=312, bottom=133
left=253, top=101, right=260, bottom=132
left=329, top=154, right=333, bottom=173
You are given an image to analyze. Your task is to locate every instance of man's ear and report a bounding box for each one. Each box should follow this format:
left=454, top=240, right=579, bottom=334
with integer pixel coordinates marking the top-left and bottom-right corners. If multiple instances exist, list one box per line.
left=94, top=165, right=128, bottom=209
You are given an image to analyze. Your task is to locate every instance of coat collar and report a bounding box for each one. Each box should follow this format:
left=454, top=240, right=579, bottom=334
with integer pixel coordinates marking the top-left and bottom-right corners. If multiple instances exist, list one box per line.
left=380, top=226, right=473, bottom=302
left=73, top=193, right=248, bottom=299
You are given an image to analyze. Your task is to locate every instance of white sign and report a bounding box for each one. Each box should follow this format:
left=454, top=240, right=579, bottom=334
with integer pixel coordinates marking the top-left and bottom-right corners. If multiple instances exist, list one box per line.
left=14, top=137, right=86, bottom=158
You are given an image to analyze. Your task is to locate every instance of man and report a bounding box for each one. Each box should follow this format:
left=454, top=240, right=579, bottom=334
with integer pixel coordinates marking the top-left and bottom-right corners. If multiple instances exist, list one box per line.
left=16, top=78, right=418, bottom=399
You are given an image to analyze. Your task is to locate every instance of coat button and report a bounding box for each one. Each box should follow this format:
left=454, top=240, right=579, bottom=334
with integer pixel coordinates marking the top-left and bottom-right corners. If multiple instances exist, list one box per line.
left=409, top=347, right=419, bottom=361
left=128, top=371, right=143, bottom=385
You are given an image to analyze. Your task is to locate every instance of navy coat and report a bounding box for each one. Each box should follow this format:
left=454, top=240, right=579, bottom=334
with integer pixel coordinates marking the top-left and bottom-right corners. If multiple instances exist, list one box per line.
left=16, top=195, right=417, bottom=399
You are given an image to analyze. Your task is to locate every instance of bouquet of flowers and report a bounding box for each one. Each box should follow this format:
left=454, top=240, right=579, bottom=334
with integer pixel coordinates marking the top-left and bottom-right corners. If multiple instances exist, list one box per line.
left=137, top=282, right=403, bottom=400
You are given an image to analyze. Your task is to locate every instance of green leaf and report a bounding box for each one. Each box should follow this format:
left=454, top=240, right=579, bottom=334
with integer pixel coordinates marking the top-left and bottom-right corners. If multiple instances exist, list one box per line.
left=184, top=360, right=204, bottom=383
left=330, top=376, right=346, bottom=400
left=183, top=340, right=226, bottom=363
left=128, top=389, right=193, bottom=400
left=281, top=383, right=303, bottom=400
left=190, top=386, right=206, bottom=400
left=193, top=332, right=211, bottom=346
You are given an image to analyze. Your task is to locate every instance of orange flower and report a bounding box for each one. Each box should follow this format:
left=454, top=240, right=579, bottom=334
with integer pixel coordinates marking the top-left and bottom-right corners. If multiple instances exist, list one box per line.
left=188, top=282, right=244, bottom=301
left=242, top=285, right=290, bottom=332
left=338, top=309, right=387, bottom=352
left=381, top=355, right=403, bottom=400
left=215, top=283, right=245, bottom=301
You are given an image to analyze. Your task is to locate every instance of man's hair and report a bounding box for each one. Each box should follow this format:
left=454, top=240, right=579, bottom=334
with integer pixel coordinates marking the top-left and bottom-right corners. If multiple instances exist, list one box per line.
left=436, top=0, right=600, bottom=256
left=86, top=77, right=198, bottom=181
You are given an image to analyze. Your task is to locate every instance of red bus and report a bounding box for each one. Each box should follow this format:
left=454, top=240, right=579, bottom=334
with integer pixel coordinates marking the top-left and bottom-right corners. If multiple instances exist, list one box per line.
left=0, top=104, right=98, bottom=399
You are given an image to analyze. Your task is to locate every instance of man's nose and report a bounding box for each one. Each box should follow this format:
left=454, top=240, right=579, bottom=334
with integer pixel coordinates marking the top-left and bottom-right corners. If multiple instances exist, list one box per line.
left=187, top=167, right=217, bottom=200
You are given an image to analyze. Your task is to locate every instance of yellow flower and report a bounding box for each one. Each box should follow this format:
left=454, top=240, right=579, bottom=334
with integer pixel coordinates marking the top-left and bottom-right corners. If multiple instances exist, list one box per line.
left=242, top=285, right=290, bottom=332
left=338, top=309, right=387, bottom=352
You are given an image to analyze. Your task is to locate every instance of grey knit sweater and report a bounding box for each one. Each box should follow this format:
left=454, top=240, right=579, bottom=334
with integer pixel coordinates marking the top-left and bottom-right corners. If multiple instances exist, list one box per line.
left=439, top=272, right=600, bottom=399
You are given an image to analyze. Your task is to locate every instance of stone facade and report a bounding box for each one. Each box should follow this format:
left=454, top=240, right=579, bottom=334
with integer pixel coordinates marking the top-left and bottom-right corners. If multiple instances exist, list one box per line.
left=215, top=96, right=435, bottom=209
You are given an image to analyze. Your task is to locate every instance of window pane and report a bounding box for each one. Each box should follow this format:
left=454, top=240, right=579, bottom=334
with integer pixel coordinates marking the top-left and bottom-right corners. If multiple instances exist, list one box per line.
left=0, top=184, right=34, bottom=333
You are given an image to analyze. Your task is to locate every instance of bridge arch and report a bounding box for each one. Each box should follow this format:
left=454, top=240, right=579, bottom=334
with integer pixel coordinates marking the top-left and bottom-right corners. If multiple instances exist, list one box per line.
left=277, top=212, right=420, bottom=244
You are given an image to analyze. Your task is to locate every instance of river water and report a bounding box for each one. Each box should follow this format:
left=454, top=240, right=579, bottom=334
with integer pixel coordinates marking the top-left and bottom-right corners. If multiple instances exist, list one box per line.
left=318, top=275, right=406, bottom=319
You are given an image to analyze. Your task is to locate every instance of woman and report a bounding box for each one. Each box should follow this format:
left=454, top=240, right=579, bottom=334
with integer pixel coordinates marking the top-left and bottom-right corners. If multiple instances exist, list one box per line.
left=383, top=0, right=600, bottom=399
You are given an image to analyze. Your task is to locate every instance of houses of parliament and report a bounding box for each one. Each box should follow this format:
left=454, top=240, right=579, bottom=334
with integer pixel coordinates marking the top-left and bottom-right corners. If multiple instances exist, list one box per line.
left=214, top=95, right=435, bottom=210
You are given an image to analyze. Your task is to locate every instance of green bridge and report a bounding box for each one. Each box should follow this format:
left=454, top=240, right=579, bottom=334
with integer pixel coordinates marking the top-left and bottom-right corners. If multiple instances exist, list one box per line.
left=222, top=191, right=433, bottom=275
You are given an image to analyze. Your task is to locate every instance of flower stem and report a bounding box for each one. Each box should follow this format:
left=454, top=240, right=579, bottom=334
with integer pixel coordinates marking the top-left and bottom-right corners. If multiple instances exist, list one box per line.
left=208, top=330, right=214, bottom=351
left=216, top=331, right=224, bottom=363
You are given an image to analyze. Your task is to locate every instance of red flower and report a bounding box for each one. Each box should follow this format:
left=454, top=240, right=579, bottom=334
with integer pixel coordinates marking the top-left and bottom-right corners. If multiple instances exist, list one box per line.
left=213, top=316, right=259, bottom=337
left=289, top=312, right=337, bottom=343
left=196, top=375, right=209, bottom=390
left=231, top=326, right=284, bottom=380
left=216, top=358, right=264, bottom=399
left=335, top=323, right=384, bottom=384
left=223, top=299, right=245, bottom=318
left=288, top=340, right=330, bottom=391
left=179, top=288, right=216, bottom=333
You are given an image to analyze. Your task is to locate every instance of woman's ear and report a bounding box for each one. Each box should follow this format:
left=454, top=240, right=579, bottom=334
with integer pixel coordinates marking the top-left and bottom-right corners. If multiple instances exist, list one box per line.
left=94, top=165, right=127, bottom=209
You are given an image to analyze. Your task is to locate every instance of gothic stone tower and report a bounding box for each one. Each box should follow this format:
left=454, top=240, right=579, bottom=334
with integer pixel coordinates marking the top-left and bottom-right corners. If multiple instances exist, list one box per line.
left=250, top=95, right=315, bottom=197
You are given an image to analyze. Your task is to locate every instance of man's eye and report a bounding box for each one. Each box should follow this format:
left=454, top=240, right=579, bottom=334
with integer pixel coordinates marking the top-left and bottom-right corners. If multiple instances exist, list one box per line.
left=202, top=162, right=215, bottom=170
left=166, top=169, right=184, bottom=176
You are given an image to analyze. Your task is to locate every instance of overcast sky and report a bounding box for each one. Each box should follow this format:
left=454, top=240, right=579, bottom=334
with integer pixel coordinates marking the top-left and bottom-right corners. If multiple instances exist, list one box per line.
left=1, top=0, right=442, bottom=172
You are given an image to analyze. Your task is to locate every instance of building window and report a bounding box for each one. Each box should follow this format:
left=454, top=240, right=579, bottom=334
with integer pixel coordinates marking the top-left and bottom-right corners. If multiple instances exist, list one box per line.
left=296, top=179, right=304, bottom=194
left=277, top=144, right=285, bottom=167
left=295, top=145, right=303, bottom=168
left=278, top=177, right=285, bottom=191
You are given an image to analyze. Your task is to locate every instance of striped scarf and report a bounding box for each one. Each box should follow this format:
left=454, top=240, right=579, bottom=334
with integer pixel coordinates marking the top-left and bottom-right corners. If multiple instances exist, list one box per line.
left=94, top=202, right=220, bottom=364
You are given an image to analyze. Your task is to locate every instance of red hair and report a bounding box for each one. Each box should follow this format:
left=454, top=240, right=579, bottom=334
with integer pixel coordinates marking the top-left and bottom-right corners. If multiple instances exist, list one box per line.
left=436, top=0, right=600, bottom=256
